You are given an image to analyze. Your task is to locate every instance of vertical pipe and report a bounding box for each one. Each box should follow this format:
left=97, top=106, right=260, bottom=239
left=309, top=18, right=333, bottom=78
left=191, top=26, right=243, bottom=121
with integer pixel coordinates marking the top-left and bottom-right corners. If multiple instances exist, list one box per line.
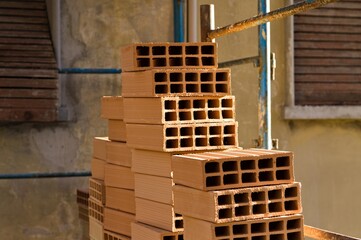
left=174, top=0, right=185, bottom=42
left=258, top=0, right=272, bottom=149
left=188, top=0, right=198, bottom=42
left=200, top=4, right=215, bottom=42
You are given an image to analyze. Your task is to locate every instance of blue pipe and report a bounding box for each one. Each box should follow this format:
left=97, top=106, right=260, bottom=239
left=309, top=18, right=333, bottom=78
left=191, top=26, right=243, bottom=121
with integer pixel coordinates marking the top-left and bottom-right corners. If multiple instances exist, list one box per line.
left=59, top=68, right=122, bottom=74
left=173, top=0, right=185, bottom=42
left=0, top=171, right=91, bottom=179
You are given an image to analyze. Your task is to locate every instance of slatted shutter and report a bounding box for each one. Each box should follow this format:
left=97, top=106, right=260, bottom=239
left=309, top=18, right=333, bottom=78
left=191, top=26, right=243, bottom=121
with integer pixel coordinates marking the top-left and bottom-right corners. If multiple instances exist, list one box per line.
left=0, top=0, right=58, bottom=122
left=294, top=0, right=361, bottom=106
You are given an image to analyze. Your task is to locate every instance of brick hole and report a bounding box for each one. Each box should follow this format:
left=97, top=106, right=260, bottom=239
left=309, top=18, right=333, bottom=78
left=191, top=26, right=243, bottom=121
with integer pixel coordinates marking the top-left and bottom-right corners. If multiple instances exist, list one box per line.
left=152, top=46, right=166, bottom=55
left=201, top=45, right=214, bottom=54
left=241, top=160, right=256, bottom=170
left=235, top=205, right=250, bottom=216
left=179, top=100, right=191, bottom=109
left=205, top=162, right=219, bottom=173
left=195, top=126, right=207, bottom=136
left=223, top=174, right=238, bottom=185
left=224, top=125, right=235, bottom=134
left=276, top=156, right=290, bottom=167
left=216, top=84, right=228, bottom=93
left=216, top=71, right=227, bottom=81
left=259, top=171, right=274, bottom=181
left=222, top=161, right=237, bottom=172
left=218, top=194, right=232, bottom=205
left=185, top=72, right=198, bottom=81
left=165, top=100, right=177, bottom=110
left=208, top=110, right=220, bottom=119
left=163, top=236, right=176, bottom=240
left=170, top=72, right=182, bottom=82
left=208, top=99, right=220, bottom=108
left=175, top=219, right=184, bottom=229
left=268, top=189, right=282, bottom=200
left=179, top=111, right=191, bottom=121
left=194, top=111, right=206, bottom=120
left=210, top=137, right=222, bottom=146
left=193, top=99, right=205, bottom=108
left=234, top=192, right=248, bottom=203
left=170, top=84, right=183, bottom=93
left=215, top=226, right=230, bottom=237
left=175, top=213, right=182, bottom=217
left=222, top=110, right=233, bottom=119
left=270, top=234, right=285, bottom=240
left=177, top=235, right=184, bottom=240
left=224, top=136, right=236, bottom=146
left=169, top=46, right=182, bottom=55
left=285, top=200, right=299, bottom=211
left=185, top=45, right=199, bottom=54
left=137, top=58, right=150, bottom=67
left=269, top=220, right=284, bottom=232
left=221, top=98, right=232, bottom=107
left=201, top=84, right=214, bottom=93
left=287, top=232, right=302, bottom=240
left=136, top=46, right=149, bottom=56
left=269, top=202, right=283, bottom=213
left=242, top=172, right=257, bottom=183
left=218, top=208, right=232, bottom=219
left=166, top=127, right=178, bottom=136
left=210, top=126, right=221, bottom=135
left=165, top=112, right=177, bottom=122
left=251, top=192, right=266, bottom=201
left=180, top=127, right=192, bottom=136
left=186, top=84, right=198, bottom=93
left=258, top=158, right=273, bottom=169
left=155, top=84, right=168, bottom=94
left=233, top=224, right=248, bottom=235
left=276, top=170, right=290, bottom=180
left=251, top=223, right=266, bottom=234
left=153, top=58, right=166, bottom=67
left=252, top=236, right=267, bottom=240
left=202, top=57, right=215, bottom=66
left=201, top=72, right=212, bottom=82
left=287, top=219, right=301, bottom=230
left=285, top=187, right=298, bottom=198
left=185, top=57, right=199, bottom=66
left=206, top=176, right=221, bottom=187
left=195, top=137, right=207, bottom=147
left=170, top=57, right=183, bottom=66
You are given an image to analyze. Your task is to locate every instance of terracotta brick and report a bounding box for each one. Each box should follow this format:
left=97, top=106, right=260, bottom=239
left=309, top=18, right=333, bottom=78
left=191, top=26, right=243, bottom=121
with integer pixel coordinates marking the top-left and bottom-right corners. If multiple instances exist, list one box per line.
left=172, top=148, right=294, bottom=191
left=135, top=173, right=174, bottom=205
left=183, top=214, right=304, bottom=240
left=174, top=182, right=302, bottom=223
left=123, top=96, right=235, bottom=124
left=105, top=186, right=135, bottom=214
left=103, top=230, right=130, bottom=240
left=135, top=198, right=183, bottom=232
left=89, top=217, right=103, bottom=240
left=101, top=96, right=124, bottom=120
left=89, top=197, right=104, bottom=223
left=91, top=158, right=105, bottom=180
left=126, top=122, right=238, bottom=152
left=89, top=178, right=105, bottom=205
left=131, top=222, right=184, bottom=240
left=120, top=42, right=218, bottom=72
left=78, top=204, right=89, bottom=222
left=131, top=150, right=173, bottom=178
left=103, top=207, right=135, bottom=237
left=122, top=68, right=230, bottom=97
left=108, top=120, right=126, bottom=142
left=104, top=164, right=134, bottom=190
left=77, top=188, right=89, bottom=206
left=93, top=137, right=109, bottom=160
left=106, top=141, right=132, bottom=167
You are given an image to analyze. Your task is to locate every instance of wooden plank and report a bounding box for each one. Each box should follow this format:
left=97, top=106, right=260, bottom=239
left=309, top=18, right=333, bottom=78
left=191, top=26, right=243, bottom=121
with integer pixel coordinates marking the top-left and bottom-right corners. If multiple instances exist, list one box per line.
left=1, top=51, right=54, bottom=58
left=0, top=68, right=58, bottom=78
left=295, top=41, right=361, bottom=51
left=0, top=78, right=58, bottom=89
left=0, top=56, right=56, bottom=64
left=0, top=61, right=57, bottom=69
left=295, top=74, right=361, bottom=83
left=294, top=16, right=361, bottom=26
left=0, top=43, right=53, bottom=51
left=295, top=32, right=361, bottom=42
left=0, top=9, right=46, bottom=17
left=0, top=1, right=46, bottom=10
left=0, top=23, right=48, bottom=31
left=0, top=108, right=57, bottom=122
left=0, top=89, right=57, bottom=99
left=294, top=23, right=361, bottom=34
left=295, top=57, right=361, bottom=67
left=295, top=49, right=361, bottom=58
left=0, top=37, right=51, bottom=45
left=295, top=66, right=361, bottom=75
left=0, top=16, right=48, bottom=24
left=298, top=8, right=361, bottom=18
left=0, top=30, right=50, bottom=38
left=0, top=98, right=58, bottom=108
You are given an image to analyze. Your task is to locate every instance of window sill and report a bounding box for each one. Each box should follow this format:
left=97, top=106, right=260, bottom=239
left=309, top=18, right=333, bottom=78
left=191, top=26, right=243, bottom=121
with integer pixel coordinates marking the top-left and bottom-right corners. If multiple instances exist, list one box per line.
left=284, top=106, right=361, bottom=120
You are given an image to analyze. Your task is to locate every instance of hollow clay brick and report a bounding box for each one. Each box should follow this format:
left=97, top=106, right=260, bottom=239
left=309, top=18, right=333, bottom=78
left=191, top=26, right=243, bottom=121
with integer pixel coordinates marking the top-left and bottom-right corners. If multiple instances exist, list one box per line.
left=89, top=217, right=104, bottom=240
left=126, top=122, right=238, bottom=152
left=101, top=96, right=124, bottom=120
left=108, top=120, right=127, bottom=142
left=135, top=198, right=183, bottom=232
left=135, top=173, right=174, bottom=205
left=131, top=150, right=173, bottom=178
left=103, top=207, right=135, bottom=237
left=104, top=230, right=130, bottom=240
left=89, top=178, right=105, bottom=205
left=106, top=141, right=132, bottom=167
left=184, top=214, right=304, bottom=240
left=173, top=182, right=302, bottom=223
left=172, top=148, right=294, bottom=191
left=76, top=188, right=89, bottom=206
left=120, top=42, right=218, bottom=72
left=91, top=158, right=106, bottom=180
left=105, top=186, right=135, bottom=214
left=78, top=204, right=89, bottom=222
left=123, top=96, right=235, bottom=124
left=131, top=222, right=184, bottom=240
left=121, top=68, right=231, bottom=97
left=104, top=164, right=134, bottom=190
left=93, top=137, right=109, bottom=160
left=89, top=197, right=104, bottom=223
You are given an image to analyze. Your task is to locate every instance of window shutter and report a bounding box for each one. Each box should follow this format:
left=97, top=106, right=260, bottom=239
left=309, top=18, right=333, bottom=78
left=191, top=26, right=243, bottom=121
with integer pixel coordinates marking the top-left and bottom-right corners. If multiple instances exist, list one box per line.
left=0, top=0, right=58, bottom=122
left=294, top=0, right=361, bottom=106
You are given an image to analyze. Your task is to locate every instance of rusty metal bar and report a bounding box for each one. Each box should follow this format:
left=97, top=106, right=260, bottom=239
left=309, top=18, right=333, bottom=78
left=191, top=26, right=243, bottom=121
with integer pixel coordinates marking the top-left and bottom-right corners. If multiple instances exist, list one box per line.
left=219, top=56, right=259, bottom=68
left=206, top=0, right=339, bottom=41
left=305, top=225, right=360, bottom=240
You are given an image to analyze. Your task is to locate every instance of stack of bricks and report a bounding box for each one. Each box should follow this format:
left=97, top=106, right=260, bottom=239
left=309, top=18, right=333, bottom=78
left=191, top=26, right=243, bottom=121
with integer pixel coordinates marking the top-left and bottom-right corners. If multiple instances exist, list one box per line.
left=172, top=149, right=305, bottom=239
left=120, top=42, right=239, bottom=239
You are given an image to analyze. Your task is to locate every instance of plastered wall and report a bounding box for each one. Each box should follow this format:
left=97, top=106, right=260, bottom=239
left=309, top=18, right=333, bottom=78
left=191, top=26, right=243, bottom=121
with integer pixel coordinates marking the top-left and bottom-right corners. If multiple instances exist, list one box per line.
left=0, top=0, right=360, bottom=239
